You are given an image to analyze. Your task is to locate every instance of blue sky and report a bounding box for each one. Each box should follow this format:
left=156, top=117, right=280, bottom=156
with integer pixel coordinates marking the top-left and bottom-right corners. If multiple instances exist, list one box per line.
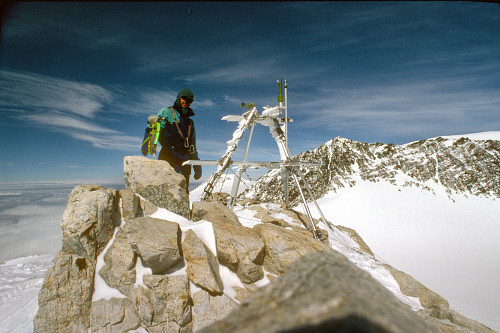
left=1, top=2, right=499, bottom=184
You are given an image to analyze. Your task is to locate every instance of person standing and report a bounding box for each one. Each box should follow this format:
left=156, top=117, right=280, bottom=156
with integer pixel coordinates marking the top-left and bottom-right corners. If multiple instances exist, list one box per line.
left=148, top=88, right=202, bottom=190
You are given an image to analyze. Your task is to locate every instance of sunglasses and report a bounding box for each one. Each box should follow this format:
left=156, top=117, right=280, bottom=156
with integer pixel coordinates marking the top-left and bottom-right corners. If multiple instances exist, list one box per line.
left=181, top=96, right=193, bottom=103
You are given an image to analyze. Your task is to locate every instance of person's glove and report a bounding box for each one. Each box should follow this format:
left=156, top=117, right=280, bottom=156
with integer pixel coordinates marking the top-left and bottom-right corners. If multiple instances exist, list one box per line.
left=148, top=115, right=159, bottom=124
left=194, top=165, right=202, bottom=180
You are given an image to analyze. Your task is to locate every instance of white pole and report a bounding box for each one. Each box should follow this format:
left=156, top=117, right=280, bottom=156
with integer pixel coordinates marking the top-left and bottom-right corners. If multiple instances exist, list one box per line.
left=284, top=79, right=289, bottom=207
left=284, top=79, right=288, bottom=151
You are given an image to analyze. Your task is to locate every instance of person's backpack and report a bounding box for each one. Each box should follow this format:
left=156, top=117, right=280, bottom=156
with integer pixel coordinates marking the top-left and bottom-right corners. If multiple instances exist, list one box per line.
left=141, top=119, right=161, bottom=157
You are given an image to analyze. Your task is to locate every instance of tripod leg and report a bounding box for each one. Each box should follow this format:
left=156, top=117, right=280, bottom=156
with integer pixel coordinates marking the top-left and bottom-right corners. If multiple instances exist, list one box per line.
left=230, top=167, right=244, bottom=208
left=201, top=107, right=258, bottom=201
left=290, top=169, right=321, bottom=239
left=294, top=168, right=335, bottom=234
left=282, top=167, right=289, bottom=208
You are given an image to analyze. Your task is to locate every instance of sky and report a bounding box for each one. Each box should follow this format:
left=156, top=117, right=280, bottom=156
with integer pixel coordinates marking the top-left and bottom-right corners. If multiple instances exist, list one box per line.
left=1, top=2, right=499, bottom=183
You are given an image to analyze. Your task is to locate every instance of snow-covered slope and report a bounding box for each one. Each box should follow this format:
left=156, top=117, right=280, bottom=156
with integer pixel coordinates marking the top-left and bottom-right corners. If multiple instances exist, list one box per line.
left=295, top=177, right=500, bottom=331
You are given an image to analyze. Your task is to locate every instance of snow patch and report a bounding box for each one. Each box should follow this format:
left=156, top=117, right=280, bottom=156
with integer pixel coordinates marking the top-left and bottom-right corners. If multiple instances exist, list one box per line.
left=92, top=227, right=127, bottom=302
left=134, top=256, right=152, bottom=288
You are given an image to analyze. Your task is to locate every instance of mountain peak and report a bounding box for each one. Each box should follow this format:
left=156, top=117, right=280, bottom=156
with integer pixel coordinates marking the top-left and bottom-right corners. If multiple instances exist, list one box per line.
left=242, top=134, right=500, bottom=205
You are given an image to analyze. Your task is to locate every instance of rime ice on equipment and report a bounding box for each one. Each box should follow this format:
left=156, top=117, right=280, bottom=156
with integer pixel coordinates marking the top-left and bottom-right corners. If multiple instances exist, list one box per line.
left=184, top=79, right=334, bottom=240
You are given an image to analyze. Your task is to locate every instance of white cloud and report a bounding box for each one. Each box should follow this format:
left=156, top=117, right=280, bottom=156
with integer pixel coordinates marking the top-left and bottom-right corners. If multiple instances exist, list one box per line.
left=25, top=112, right=119, bottom=134
left=70, top=132, right=139, bottom=151
left=0, top=70, right=140, bottom=151
left=0, top=70, right=113, bottom=118
left=293, top=74, right=500, bottom=139
left=183, top=58, right=282, bottom=84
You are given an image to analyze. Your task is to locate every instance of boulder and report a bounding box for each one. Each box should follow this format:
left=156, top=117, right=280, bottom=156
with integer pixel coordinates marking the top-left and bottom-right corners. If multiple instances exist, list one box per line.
left=34, top=185, right=117, bottom=333
left=33, top=252, right=95, bottom=332
left=90, top=297, right=141, bottom=332
left=254, top=223, right=331, bottom=275
left=99, top=228, right=137, bottom=298
left=182, top=230, right=224, bottom=295
left=423, top=315, right=475, bottom=333
left=212, top=221, right=264, bottom=283
left=336, top=224, right=375, bottom=256
left=199, top=251, right=440, bottom=333
left=119, top=189, right=143, bottom=222
left=246, top=204, right=327, bottom=236
left=384, top=264, right=448, bottom=309
left=123, top=155, right=190, bottom=218
left=192, top=289, right=238, bottom=332
left=191, top=200, right=241, bottom=225
left=430, top=304, right=495, bottom=333
left=135, top=275, right=192, bottom=332
left=124, top=216, right=182, bottom=274
left=139, top=195, right=159, bottom=216
left=61, top=185, right=117, bottom=263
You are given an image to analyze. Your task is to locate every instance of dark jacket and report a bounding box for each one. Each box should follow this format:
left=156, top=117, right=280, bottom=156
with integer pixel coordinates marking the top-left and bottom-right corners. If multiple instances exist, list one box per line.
left=155, top=92, right=201, bottom=177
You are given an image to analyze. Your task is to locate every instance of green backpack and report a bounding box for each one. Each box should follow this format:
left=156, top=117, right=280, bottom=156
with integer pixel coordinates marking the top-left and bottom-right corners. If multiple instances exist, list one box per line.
left=141, top=120, right=161, bottom=158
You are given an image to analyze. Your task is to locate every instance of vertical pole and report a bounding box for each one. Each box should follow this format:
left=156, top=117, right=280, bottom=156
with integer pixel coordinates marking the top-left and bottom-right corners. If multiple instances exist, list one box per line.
left=284, top=79, right=289, bottom=207
left=278, top=78, right=289, bottom=208
left=284, top=79, right=288, bottom=151
left=283, top=168, right=289, bottom=208
left=278, top=78, right=283, bottom=106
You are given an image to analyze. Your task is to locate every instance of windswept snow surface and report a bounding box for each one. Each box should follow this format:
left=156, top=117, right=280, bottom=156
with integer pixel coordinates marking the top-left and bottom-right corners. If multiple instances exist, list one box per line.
left=0, top=254, right=53, bottom=333
left=438, top=131, right=500, bottom=141
left=404, top=130, right=500, bottom=145
left=297, top=179, right=500, bottom=331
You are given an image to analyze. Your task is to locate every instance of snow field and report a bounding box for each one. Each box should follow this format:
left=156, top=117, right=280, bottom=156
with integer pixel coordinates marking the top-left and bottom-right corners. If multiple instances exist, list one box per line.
left=299, top=179, right=500, bottom=331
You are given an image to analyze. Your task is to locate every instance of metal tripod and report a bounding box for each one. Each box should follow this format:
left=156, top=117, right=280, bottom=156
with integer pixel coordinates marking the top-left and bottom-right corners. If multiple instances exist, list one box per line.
left=184, top=80, right=335, bottom=239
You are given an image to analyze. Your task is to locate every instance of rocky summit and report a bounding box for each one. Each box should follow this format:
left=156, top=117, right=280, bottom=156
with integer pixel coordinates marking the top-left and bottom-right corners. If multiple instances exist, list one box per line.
left=33, top=155, right=494, bottom=332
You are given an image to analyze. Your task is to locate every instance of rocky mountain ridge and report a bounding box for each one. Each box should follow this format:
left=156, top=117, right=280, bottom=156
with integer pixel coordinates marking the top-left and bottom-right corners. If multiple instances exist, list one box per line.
left=33, top=156, right=494, bottom=332
left=242, top=136, right=500, bottom=205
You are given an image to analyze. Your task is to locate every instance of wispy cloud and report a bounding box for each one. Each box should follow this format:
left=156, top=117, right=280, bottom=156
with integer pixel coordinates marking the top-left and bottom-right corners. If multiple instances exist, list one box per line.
left=0, top=70, right=139, bottom=151
left=70, top=132, right=139, bottom=151
left=25, top=111, right=119, bottom=134
left=293, top=73, right=500, bottom=140
left=0, top=70, right=113, bottom=118
left=183, top=59, right=284, bottom=84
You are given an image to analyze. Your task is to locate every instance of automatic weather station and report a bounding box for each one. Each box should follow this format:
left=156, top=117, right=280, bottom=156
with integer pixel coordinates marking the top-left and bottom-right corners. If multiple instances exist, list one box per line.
left=184, top=79, right=335, bottom=240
